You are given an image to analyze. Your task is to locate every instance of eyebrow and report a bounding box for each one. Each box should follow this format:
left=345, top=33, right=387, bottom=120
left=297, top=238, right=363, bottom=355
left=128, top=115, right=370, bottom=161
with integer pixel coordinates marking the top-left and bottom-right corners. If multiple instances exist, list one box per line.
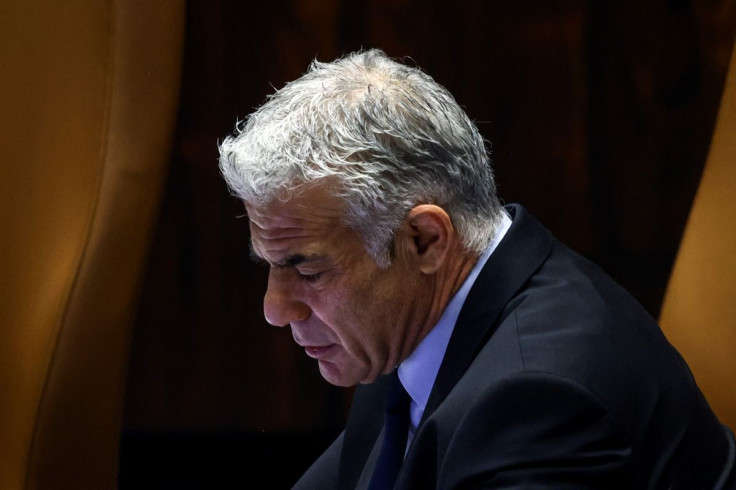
left=248, top=244, right=323, bottom=268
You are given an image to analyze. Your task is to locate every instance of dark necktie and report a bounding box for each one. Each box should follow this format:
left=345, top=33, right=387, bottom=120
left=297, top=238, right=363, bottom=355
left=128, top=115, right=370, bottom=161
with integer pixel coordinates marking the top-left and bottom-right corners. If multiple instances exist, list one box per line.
left=368, top=370, right=411, bottom=490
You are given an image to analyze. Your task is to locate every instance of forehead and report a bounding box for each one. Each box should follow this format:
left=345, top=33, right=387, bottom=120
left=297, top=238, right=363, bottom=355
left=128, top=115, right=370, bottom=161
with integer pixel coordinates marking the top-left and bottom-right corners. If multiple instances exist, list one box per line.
left=245, top=185, right=352, bottom=255
left=247, top=185, right=343, bottom=230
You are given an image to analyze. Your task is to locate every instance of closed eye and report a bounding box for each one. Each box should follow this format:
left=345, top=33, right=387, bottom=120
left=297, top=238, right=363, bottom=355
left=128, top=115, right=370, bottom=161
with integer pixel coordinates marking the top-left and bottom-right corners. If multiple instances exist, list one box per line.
left=298, top=271, right=323, bottom=283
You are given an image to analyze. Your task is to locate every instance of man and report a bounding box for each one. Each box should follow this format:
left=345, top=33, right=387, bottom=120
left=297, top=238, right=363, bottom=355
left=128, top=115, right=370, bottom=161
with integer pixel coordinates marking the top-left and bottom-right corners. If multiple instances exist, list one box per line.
left=219, top=50, right=735, bottom=489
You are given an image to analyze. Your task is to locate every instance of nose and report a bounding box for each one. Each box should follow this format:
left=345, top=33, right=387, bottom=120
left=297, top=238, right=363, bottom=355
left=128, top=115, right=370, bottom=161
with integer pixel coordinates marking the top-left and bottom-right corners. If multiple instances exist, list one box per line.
left=263, top=268, right=310, bottom=327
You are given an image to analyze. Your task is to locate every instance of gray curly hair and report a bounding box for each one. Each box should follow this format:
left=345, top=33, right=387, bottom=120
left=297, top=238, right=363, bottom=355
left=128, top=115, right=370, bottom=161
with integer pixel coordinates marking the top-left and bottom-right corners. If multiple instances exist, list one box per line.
left=219, top=49, right=504, bottom=268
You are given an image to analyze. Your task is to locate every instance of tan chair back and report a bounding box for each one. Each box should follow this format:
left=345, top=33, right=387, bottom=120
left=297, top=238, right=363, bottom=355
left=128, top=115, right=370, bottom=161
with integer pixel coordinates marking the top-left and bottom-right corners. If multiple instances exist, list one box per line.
left=660, top=42, right=736, bottom=431
left=0, top=1, right=184, bottom=488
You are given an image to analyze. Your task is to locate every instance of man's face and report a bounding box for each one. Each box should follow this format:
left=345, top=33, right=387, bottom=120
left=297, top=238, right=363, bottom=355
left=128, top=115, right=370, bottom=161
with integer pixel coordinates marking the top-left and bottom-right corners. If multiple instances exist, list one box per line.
left=246, top=185, right=428, bottom=387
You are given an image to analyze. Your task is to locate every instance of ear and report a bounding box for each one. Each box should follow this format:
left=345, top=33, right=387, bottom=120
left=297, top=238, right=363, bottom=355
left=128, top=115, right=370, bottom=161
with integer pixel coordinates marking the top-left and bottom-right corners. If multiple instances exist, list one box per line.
left=401, top=204, right=455, bottom=274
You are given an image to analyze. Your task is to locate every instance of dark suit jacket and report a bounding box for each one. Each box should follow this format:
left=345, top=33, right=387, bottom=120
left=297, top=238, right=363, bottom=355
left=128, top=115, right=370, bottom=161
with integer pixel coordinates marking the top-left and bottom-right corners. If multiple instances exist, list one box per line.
left=295, top=204, right=735, bottom=489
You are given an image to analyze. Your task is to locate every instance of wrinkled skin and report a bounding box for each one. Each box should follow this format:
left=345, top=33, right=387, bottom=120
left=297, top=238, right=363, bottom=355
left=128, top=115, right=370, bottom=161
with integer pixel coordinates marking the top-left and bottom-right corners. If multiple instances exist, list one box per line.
left=246, top=185, right=475, bottom=386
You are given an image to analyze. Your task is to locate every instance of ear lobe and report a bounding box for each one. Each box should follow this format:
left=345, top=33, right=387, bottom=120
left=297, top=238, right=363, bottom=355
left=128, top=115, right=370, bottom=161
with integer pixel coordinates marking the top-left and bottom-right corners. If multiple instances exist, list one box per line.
left=404, top=205, right=454, bottom=274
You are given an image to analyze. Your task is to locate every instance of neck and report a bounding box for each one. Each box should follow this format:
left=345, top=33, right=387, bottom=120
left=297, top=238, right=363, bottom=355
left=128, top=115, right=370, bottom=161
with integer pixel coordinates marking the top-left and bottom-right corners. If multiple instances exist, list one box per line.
left=399, top=244, right=478, bottom=363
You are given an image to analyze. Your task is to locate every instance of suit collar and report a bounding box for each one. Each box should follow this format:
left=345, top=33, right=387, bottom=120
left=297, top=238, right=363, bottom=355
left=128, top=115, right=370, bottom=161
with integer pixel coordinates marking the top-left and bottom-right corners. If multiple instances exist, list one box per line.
left=421, top=204, right=554, bottom=424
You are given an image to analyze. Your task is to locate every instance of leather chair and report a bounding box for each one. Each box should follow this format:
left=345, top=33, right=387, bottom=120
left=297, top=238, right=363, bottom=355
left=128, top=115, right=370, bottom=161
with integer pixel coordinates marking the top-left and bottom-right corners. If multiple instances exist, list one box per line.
left=0, top=1, right=184, bottom=488
left=660, top=41, right=736, bottom=431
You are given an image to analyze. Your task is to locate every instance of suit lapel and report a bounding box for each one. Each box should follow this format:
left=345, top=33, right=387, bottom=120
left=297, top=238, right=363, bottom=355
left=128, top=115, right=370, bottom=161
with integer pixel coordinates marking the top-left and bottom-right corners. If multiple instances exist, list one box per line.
left=421, top=204, right=554, bottom=425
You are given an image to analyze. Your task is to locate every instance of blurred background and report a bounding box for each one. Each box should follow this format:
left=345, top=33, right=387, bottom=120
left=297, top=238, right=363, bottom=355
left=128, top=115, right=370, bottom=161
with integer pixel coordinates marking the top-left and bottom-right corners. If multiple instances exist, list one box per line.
left=120, top=1, right=734, bottom=487
left=1, top=0, right=733, bottom=488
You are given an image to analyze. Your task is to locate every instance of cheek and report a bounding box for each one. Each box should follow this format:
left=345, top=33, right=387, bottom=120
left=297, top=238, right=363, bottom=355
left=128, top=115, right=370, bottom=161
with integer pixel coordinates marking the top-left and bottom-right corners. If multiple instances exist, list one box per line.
left=342, top=277, right=404, bottom=343
left=316, top=260, right=417, bottom=351
left=317, top=282, right=383, bottom=348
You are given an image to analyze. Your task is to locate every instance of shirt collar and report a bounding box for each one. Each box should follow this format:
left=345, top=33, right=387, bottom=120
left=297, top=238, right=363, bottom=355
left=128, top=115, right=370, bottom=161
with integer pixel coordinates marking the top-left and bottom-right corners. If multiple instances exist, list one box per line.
left=398, top=211, right=513, bottom=429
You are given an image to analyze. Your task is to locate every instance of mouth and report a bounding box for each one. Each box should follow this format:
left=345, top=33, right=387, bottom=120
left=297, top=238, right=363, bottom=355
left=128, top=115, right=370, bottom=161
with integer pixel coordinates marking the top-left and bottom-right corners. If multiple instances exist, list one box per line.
left=303, top=344, right=337, bottom=359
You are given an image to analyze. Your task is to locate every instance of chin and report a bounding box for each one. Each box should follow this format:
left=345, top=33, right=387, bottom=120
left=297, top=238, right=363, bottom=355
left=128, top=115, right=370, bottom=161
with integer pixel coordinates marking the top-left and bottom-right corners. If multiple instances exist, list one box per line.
left=318, top=360, right=369, bottom=387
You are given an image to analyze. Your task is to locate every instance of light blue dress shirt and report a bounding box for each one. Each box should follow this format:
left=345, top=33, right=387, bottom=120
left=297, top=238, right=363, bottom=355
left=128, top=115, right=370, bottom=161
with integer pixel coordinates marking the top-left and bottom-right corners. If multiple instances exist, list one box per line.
left=397, top=211, right=512, bottom=446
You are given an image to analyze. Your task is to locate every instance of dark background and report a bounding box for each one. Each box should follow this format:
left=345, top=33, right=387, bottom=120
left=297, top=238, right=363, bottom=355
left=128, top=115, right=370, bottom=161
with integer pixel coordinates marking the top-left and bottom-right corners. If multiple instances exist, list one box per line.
left=120, top=1, right=735, bottom=487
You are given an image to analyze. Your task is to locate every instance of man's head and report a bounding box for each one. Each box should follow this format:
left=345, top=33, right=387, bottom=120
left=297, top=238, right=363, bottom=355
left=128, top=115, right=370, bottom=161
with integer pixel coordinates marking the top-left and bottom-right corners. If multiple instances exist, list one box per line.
left=220, top=49, right=503, bottom=267
left=219, top=49, right=505, bottom=386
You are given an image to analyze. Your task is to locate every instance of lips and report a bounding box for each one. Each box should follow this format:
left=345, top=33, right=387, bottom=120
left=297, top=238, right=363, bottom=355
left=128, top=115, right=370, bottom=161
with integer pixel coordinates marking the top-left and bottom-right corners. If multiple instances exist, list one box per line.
left=303, top=344, right=337, bottom=359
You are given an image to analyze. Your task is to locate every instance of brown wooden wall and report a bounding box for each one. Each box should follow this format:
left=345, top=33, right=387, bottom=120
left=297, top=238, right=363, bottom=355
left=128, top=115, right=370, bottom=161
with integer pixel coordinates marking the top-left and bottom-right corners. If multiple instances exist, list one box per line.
left=123, top=0, right=735, bottom=441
